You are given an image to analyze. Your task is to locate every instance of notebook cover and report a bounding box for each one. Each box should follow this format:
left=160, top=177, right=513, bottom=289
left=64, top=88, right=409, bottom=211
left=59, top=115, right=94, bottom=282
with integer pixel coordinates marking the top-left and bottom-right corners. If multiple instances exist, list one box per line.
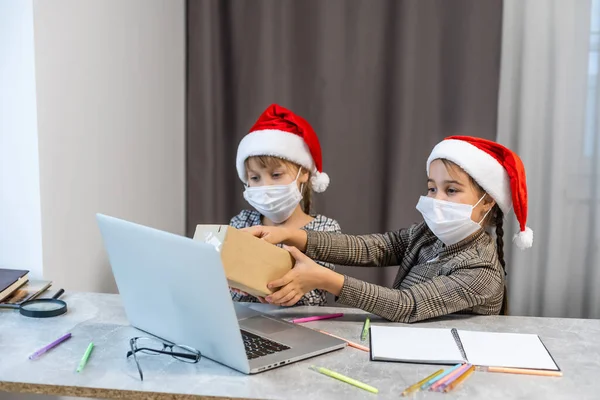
left=0, top=269, right=29, bottom=293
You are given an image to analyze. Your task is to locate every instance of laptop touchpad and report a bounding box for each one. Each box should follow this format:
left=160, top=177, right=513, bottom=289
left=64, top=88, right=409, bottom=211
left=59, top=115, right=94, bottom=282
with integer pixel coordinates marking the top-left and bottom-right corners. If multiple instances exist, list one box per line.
left=242, top=316, right=293, bottom=335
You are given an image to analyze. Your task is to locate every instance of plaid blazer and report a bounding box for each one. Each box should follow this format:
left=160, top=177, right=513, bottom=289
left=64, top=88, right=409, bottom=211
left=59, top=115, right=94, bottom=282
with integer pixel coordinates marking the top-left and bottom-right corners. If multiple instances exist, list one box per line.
left=305, top=222, right=505, bottom=323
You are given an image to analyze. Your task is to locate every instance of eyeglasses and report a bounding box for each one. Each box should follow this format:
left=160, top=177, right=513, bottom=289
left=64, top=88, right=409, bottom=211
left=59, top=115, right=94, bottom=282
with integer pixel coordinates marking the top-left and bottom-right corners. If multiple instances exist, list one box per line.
left=126, top=337, right=201, bottom=381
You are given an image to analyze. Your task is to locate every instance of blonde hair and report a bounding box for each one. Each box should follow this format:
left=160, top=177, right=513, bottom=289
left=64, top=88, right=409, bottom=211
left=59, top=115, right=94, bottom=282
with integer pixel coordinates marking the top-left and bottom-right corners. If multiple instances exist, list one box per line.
left=244, top=156, right=313, bottom=214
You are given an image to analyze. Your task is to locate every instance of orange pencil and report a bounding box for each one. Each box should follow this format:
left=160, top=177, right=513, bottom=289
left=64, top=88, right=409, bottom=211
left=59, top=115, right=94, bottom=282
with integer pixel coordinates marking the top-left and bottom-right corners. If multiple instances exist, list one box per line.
left=316, top=329, right=370, bottom=352
left=483, top=366, right=563, bottom=377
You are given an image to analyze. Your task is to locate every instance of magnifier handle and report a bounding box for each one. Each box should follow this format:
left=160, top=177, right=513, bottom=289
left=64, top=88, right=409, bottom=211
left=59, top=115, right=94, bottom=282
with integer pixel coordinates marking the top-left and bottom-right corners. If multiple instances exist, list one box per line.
left=0, top=303, right=19, bottom=309
left=52, top=289, right=65, bottom=300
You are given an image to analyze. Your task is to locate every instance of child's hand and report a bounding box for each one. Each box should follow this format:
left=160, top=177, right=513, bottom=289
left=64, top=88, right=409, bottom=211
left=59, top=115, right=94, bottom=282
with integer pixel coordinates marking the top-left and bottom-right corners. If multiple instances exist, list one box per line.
left=242, top=226, right=291, bottom=245
left=242, top=226, right=308, bottom=251
left=265, top=245, right=326, bottom=307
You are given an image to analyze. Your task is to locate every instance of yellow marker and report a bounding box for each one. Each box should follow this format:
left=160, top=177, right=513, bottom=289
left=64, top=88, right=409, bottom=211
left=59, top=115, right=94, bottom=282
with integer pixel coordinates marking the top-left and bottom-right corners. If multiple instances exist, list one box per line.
left=401, top=369, right=444, bottom=396
left=310, top=365, right=378, bottom=394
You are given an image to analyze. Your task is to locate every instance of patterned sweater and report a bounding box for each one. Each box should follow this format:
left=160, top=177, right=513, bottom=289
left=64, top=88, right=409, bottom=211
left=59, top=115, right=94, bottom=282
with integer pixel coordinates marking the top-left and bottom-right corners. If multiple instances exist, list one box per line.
left=305, top=222, right=505, bottom=323
left=230, top=209, right=341, bottom=306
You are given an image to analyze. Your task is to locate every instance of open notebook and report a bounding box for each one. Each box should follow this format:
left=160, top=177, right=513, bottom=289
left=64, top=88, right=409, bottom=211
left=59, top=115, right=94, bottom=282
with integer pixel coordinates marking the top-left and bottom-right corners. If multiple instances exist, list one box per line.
left=369, top=326, right=560, bottom=371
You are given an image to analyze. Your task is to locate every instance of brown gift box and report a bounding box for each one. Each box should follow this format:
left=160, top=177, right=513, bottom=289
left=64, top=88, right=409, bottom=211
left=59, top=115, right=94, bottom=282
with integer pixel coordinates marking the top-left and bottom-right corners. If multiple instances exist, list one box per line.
left=193, top=225, right=294, bottom=297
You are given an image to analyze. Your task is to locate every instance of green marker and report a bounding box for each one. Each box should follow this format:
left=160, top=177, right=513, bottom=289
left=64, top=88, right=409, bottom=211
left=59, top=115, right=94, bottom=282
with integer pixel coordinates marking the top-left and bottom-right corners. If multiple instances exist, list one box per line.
left=361, top=317, right=370, bottom=341
left=76, top=342, right=94, bottom=373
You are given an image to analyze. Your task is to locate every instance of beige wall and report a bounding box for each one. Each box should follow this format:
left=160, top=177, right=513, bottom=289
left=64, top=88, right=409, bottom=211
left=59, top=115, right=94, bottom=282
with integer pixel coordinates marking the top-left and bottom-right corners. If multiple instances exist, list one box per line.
left=32, top=0, right=186, bottom=293
left=2, top=4, right=184, bottom=398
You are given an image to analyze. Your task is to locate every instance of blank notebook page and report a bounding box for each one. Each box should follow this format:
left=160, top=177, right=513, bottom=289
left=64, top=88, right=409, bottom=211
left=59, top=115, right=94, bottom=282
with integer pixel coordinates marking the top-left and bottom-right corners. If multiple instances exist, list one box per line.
left=370, top=326, right=464, bottom=364
left=457, top=330, right=559, bottom=370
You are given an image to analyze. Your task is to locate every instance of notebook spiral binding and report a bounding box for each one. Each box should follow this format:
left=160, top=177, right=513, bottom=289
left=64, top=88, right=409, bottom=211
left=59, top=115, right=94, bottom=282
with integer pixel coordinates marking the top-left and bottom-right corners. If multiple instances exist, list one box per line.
left=451, top=328, right=468, bottom=361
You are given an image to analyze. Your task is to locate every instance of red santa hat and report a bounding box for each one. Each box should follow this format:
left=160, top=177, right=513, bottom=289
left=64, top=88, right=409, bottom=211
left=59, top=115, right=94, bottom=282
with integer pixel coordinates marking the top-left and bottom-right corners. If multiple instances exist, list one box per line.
left=236, top=104, right=330, bottom=192
left=427, top=135, right=533, bottom=249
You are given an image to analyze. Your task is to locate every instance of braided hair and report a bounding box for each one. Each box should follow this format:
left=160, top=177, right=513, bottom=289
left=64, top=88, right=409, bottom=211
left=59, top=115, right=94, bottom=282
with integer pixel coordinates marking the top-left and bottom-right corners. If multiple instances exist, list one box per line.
left=494, top=207, right=509, bottom=315
left=441, top=159, right=508, bottom=314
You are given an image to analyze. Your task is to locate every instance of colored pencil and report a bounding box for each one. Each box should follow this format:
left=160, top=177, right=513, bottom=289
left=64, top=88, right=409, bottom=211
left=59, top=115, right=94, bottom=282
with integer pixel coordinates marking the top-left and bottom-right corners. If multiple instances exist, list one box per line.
left=316, top=329, right=370, bottom=352
left=76, top=342, right=94, bottom=373
left=360, top=317, right=370, bottom=341
left=444, top=365, right=476, bottom=392
left=420, top=363, right=463, bottom=390
left=482, top=366, right=563, bottom=377
left=290, top=313, right=344, bottom=324
left=401, top=369, right=444, bottom=396
left=29, top=333, right=72, bottom=360
left=311, top=365, right=378, bottom=394
left=430, top=363, right=472, bottom=391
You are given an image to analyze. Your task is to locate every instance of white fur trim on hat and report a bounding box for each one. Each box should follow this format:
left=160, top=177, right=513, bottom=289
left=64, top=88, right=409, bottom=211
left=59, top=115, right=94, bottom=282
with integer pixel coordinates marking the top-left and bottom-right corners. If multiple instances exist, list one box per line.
left=237, top=129, right=318, bottom=179
left=426, top=139, right=512, bottom=215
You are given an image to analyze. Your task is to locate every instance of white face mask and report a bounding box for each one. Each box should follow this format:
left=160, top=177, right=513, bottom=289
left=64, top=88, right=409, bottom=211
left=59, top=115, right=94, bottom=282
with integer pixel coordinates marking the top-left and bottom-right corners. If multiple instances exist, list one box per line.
left=243, top=169, right=303, bottom=224
left=416, top=194, right=490, bottom=246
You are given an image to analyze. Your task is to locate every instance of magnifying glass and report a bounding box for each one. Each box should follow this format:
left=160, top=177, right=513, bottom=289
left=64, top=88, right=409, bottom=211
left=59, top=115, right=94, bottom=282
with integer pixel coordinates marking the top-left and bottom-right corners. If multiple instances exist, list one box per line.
left=0, top=289, right=67, bottom=318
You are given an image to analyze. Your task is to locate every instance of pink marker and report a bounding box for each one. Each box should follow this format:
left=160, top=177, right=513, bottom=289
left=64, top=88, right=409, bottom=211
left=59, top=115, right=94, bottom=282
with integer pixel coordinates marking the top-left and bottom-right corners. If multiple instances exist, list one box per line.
left=290, top=313, right=344, bottom=324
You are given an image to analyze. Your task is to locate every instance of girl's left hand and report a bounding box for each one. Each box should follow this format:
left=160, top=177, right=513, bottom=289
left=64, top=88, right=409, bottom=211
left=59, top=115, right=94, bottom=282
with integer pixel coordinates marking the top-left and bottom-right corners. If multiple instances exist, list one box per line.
left=265, top=245, right=326, bottom=307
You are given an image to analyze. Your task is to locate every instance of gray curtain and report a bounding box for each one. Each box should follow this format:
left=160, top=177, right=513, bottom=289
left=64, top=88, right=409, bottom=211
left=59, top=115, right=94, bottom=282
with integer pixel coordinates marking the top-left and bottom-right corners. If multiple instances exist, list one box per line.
left=186, top=0, right=503, bottom=290
left=497, top=0, right=599, bottom=318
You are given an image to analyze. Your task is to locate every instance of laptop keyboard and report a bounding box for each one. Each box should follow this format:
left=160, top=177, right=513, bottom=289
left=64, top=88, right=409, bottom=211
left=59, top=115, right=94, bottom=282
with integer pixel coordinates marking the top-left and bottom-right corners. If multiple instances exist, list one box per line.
left=241, top=330, right=290, bottom=360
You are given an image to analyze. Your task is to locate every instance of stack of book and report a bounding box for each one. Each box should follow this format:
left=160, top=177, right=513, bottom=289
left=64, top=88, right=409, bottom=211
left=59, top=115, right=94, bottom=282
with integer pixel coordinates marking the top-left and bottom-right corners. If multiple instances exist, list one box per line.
left=0, top=268, right=52, bottom=305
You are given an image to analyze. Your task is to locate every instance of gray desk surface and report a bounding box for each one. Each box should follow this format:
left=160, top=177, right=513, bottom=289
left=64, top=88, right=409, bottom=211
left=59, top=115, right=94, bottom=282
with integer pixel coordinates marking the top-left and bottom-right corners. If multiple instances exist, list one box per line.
left=0, top=292, right=599, bottom=400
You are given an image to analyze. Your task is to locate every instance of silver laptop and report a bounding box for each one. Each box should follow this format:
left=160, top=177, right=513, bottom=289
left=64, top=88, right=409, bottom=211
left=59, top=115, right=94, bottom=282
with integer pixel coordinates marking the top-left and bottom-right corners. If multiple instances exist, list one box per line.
left=96, top=214, right=346, bottom=374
